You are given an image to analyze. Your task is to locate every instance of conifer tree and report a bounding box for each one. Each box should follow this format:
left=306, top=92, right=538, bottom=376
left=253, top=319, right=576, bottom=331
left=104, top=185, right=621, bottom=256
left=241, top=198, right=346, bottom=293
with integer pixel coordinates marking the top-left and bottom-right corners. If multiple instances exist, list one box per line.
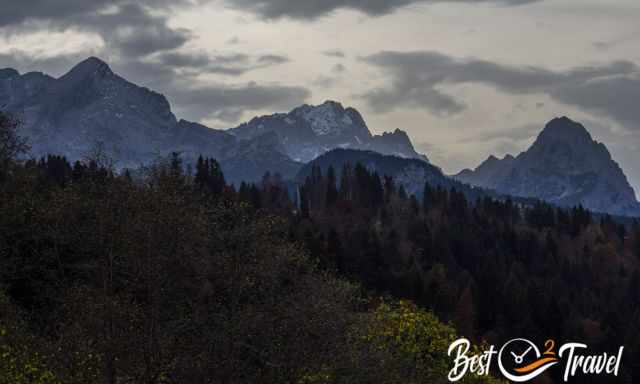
left=326, top=165, right=338, bottom=208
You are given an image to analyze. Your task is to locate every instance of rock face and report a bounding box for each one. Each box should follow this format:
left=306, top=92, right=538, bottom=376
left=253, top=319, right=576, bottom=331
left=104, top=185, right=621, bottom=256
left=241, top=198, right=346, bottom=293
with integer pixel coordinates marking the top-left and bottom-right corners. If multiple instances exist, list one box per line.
left=455, top=117, right=640, bottom=216
left=0, top=57, right=300, bottom=184
left=455, top=154, right=516, bottom=189
left=229, top=100, right=428, bottom=163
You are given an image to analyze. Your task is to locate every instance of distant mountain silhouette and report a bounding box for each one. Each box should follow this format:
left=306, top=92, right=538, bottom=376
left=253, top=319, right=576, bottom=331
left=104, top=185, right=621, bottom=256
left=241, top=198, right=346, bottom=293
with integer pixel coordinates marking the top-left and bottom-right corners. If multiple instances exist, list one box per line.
left=455, top=117, right=640, bottom=216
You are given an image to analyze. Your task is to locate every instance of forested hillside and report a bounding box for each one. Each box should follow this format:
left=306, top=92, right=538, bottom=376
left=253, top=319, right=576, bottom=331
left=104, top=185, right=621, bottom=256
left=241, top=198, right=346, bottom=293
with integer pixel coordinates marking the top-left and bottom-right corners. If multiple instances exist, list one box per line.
left=289, top=163, right=640, bottom=382
left=2, top=111, right=640, bottom=382
left=0, top=111, right=502, bottom=383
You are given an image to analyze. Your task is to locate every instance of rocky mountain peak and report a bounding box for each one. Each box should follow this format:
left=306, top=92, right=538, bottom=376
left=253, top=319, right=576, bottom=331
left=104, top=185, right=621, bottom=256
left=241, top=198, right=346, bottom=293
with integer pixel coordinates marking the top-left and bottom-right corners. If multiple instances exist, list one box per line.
left=230, top=100, right=427, bottom=163
left=480, top=154, right=514, bottom=167
left=0, top=68, right=20, bottom=80
left=374, top=129, right=409, bottom=147
left=536, top=116, right=593, bottom=146
left=290, top=100, right=367, bottom=137
left=527, top=116, right=614, bottom=169
left=455, top=117, right=639, bottom=216
left=60, top=56, right=113, bottom=82
left=485, top=154, right=499, bottom=162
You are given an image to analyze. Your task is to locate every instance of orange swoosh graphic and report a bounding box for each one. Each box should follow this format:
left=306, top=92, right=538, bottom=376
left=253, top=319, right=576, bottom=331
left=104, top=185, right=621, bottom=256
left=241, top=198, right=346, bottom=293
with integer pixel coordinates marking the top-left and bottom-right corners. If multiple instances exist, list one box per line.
left=514, top=357, right=559, bottom=373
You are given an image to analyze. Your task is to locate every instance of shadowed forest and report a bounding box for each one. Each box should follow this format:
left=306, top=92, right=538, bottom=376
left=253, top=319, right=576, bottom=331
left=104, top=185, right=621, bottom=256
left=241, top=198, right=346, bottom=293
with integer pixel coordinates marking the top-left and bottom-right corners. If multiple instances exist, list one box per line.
left=1, top=111, right=639, bottom=383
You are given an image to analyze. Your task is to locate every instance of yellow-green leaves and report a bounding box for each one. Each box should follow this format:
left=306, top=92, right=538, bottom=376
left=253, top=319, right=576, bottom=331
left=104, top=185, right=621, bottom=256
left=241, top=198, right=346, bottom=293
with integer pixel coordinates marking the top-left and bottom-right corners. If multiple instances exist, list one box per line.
left=0, top=293, right=61, bottom=384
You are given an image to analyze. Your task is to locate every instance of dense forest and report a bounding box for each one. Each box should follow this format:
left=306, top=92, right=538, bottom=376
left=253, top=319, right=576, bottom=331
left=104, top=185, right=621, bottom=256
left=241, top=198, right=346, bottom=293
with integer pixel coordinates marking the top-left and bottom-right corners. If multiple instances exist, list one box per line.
left=0, top=111, right=502, bottom=383
left=1, top=110, right=639, bottom=383
left=290, top=163, right=640, bottom=383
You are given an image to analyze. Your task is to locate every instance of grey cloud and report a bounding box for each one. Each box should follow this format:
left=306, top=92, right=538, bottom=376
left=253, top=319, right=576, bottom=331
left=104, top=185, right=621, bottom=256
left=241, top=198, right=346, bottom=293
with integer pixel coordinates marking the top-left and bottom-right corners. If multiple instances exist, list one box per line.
left=153, top=51, right=290, bottom=76
left=332, top=63, right=346, bottom=74
left=110, top=58, right=180, bottom=91
left=169, top=82, right=311, bottom=123
left=1, top=2, right=192, bottom=59
left=154, top=52, right=212, bottom=69
left=257, top=54, right=289, bottom=65
left=462, top=123, right=541, bottom=144
left=363, top=84, right=465, bottom=116
left=313, top=75, right=339, bottom=88
left=0, top=0, right=185, bottom=27
left=0, top=0, right=309, bottom=127
left=552, top=75, right=640, bottom=129
left=74, top=3, right=191, bottom=57
left=222, top=0, right=541, bottom=20
left=592, top=31, right=640, bottom=52
left=110, top=27, right=190, bottom=57
left=312, top=64, right=346, bottom=88
left=323, top=50, right=346, bottom=58
left=593, top=41, right=615, bottom=51
left=361, top=50, right=640, bottom=128
left=226, top=36, right=241, bottom=45
left=0, top=0, right=117, bottom=27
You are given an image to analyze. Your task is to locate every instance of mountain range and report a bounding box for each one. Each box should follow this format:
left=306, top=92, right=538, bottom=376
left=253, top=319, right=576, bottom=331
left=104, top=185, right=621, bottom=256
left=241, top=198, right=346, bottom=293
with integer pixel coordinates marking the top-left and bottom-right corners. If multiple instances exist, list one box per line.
left=0, top=57, right=421, bottom=184
left=1, top=57, right=639, bottom=216
left=455, top=117, right=640, bottom=216
left=229, top=101, right=427, bottom=163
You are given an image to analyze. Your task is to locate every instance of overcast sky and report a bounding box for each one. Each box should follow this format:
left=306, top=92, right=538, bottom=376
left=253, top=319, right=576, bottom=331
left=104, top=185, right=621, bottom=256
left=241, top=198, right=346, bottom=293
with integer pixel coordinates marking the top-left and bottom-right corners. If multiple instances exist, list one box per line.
left=1, top=0, right=639, bottom=193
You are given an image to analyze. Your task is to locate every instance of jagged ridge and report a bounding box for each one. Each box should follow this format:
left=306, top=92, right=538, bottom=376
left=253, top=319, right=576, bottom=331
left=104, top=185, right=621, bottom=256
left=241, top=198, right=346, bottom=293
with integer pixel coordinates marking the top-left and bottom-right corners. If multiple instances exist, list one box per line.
left=229, top=100, right=428, bottom=163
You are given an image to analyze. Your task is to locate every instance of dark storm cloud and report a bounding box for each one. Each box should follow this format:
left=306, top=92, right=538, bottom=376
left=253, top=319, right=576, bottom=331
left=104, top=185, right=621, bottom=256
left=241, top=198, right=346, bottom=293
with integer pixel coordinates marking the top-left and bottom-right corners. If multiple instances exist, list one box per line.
left=222, top=0, right=541, bottom=20
left=168, top=82, right=311, bottom=123
left=0, top=2, right=192, bottom=58
left=552, top=75, right=640, bottom=129
left=153, top=51, right=290, bottom=76
left=0, top=0, right=186, bottom=27
left=72, top=3, right=191, bottom=57
left=0, top=0, right=116, bottom=27
left=360, top=50, right=640, bottom=128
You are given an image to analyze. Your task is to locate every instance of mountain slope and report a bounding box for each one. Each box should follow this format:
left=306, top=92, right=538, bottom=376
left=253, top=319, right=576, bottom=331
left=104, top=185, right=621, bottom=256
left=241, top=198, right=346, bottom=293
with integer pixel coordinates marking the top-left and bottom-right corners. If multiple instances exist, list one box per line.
left=297, top=149, right=486, bottom=200
left=0, top=57, right=300, bottom=184
left=229, top=100, right=428, bottom=163
left=455, top=117, right=640, bottom=216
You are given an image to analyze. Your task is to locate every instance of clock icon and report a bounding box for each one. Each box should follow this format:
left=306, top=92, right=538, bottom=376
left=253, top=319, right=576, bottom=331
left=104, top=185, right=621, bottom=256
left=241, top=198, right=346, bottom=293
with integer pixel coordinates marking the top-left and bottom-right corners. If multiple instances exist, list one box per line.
left=498, top=338, right=559, bottom=382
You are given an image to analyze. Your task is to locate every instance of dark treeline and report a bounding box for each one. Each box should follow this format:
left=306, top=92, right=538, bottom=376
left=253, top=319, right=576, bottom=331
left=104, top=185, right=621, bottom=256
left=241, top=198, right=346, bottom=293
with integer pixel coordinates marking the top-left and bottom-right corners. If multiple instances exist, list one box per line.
left=288, top=164, right=640, bottom=383
left=0, top=112, right=503, bottom=383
